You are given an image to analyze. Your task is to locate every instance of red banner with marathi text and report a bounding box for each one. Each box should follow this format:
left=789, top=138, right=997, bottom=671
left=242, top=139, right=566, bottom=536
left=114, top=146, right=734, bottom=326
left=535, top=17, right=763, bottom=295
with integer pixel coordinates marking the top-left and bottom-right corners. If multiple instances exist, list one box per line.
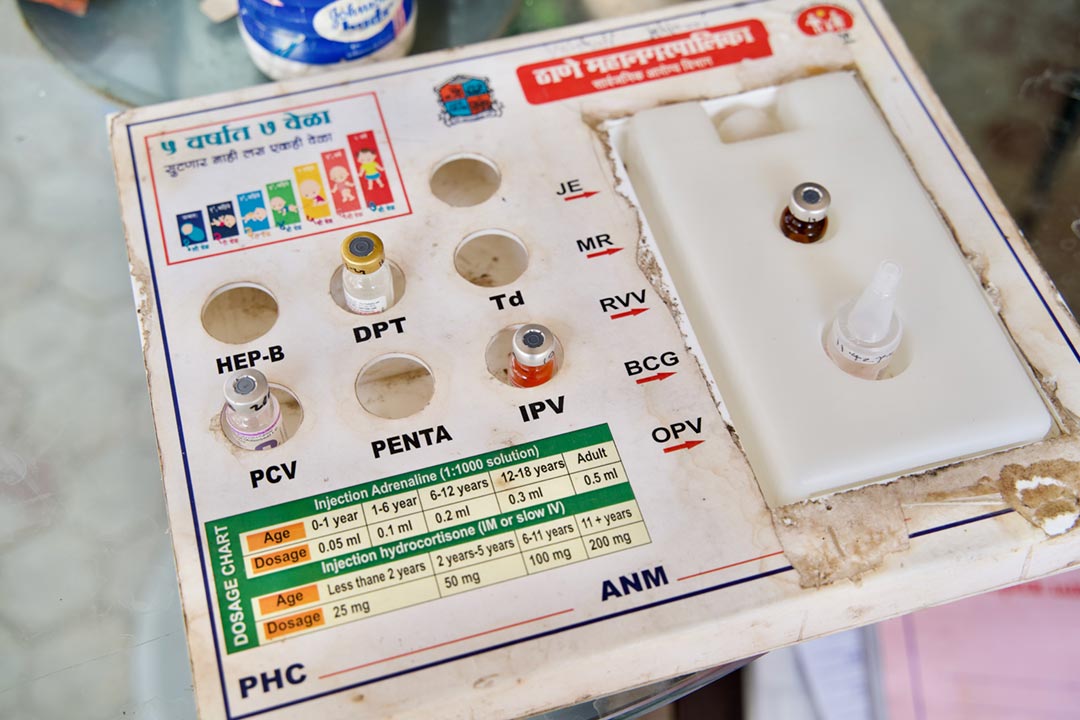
left=517, top=20, right=771, bottom=104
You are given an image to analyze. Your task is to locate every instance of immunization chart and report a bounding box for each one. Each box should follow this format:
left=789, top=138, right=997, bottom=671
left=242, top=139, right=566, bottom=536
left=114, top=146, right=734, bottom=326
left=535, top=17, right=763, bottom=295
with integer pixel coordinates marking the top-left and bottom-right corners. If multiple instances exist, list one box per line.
left=207, top=425, right=650, bottom=653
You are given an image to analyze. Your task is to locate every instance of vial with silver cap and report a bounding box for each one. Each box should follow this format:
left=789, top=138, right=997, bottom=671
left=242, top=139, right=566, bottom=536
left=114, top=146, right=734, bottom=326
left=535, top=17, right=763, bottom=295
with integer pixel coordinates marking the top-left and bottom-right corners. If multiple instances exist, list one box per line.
left=780, top=182, right=830, bottom=243
left=509, top=323, right=558, bottom=388
left=825, top=260, right=904, bottom=380
left=341, top=231, right=395, bottom=315
left=221, top=368, right=288, bottom=451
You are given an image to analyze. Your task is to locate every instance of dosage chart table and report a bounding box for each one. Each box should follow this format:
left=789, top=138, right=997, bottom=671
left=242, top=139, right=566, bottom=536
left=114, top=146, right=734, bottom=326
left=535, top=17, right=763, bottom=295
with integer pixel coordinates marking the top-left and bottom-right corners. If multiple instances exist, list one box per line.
left=207, top=425, right=650, bottom=653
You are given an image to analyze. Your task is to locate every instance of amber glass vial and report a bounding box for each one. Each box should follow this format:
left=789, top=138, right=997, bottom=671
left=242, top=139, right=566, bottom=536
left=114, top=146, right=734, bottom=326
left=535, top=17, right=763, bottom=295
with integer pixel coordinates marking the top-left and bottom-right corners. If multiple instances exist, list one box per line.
left=780, top=182, right=830, bottom=243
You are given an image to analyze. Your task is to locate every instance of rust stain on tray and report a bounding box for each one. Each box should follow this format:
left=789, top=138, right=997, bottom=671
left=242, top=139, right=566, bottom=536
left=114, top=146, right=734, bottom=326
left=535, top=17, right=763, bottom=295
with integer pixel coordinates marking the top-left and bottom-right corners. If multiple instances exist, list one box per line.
left=996, top=460, right=1080, bottom=536
left=772, top=484, right=908, bottom=588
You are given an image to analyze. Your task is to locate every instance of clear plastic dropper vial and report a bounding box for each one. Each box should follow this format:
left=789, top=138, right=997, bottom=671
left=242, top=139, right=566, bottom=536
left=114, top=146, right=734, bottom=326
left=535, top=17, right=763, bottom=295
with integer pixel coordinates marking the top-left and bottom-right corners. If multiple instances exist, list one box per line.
left=509, top=324, right=558, bottom=388
left=221, top=368, right=288, bottom=451
left=341, top=231, right=394, bottom=315
left=825, top=260, right=903, bottom=380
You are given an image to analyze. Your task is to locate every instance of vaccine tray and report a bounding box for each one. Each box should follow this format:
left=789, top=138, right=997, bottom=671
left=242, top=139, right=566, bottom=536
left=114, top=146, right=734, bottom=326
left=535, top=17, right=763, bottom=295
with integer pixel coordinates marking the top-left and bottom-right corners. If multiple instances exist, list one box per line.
left=109, top=1, right=1080, bottom=718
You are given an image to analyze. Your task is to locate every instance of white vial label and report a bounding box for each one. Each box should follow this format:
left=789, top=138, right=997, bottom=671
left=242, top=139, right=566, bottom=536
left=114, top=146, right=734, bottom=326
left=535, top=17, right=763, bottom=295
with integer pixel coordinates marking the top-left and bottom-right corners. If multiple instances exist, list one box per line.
left=825, top=328, right=895, bottom=381
left=345, top=293, right=388, bottom=315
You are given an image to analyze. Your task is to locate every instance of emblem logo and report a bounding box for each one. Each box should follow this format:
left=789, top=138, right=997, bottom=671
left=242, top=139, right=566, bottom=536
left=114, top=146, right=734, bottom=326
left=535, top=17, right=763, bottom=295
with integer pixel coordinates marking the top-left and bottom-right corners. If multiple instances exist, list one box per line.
left=436, top=75, right=503, bottom=126
left=796, top=5, right=855, bottom=37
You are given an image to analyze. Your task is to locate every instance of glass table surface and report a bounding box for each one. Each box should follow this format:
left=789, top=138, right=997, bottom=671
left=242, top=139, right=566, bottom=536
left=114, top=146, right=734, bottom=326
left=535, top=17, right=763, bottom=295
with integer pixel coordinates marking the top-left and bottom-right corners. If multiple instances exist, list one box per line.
left=3, top=1, right=1078, bottom=718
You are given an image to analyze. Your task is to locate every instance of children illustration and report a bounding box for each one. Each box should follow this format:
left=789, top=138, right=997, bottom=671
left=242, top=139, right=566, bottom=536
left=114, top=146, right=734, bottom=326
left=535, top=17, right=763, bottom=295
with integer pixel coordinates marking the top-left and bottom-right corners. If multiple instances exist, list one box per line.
left=177, top=210, right=208, bottom=248
left=346, top=132, right=395, bottom=210
left=210, top=213, right=238, bottom=240
left=206, top=201, right=240, bottom=240
left=293, top=163, right=332, bottom=221
left=299, top=178, right=326, bottom=206
left=246, top=206, right=268, bottom=224
left=320, top=149, right=363, bottom=215
left=237, top=190, right=272, bottom=236
left=356, top=148, right=385, bottom=190
left=242, top=206, right=269, bottom=235
left=265, top=179, right=303, bottom=228
left=179, top=221, right=206, bottom=246
left=268, top=195, right=297, bottom=220
left=328, top=165, right=356, bottom=203
left=211, top=213, right=237, bottom=230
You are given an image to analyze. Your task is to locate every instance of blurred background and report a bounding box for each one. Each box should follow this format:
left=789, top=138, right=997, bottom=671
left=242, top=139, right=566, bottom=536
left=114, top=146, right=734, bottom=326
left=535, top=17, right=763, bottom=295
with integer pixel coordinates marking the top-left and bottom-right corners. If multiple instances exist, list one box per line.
left=3, top=1, right=1079, bottom=718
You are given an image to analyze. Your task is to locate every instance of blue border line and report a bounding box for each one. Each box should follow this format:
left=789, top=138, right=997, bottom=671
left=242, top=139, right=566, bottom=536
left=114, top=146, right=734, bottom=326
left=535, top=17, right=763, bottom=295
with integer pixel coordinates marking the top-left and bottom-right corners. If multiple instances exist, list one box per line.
left=123, top=2, right=1061, bottom=717
left=856, top=0, right=1080, bottom=363
left=908, top=508, right=1014, bottom=539
left=126, top=125, right=233, bottom=720
left=234, top=565, right=795, bottom=719
left=231, top=507, right=1020, bottom=719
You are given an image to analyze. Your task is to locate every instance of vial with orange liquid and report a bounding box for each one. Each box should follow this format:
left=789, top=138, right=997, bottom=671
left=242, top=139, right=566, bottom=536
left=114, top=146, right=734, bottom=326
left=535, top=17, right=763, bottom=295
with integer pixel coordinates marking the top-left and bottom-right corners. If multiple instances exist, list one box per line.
left=509, top=324, right=558, bottom=388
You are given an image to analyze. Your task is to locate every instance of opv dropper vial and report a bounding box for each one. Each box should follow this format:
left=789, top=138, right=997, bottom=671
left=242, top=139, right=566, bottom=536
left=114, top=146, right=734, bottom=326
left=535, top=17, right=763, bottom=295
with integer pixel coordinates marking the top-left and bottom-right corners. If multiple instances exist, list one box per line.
left=222, top=368, right=288, bottom=451
left=341, top=231, right=395, bottom=315
left=825, top=260, right=903, bottom=380
left=509, top=324, right=558, bottom=388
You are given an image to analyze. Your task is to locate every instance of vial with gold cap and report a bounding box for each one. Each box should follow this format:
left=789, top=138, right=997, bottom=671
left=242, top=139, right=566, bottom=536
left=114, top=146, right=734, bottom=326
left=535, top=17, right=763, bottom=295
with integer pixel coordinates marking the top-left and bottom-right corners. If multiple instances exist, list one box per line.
left=509, top=323, right=558, bottom=388
left=341, top=231, right=394, bottom=315
left=221, top=368, right=288, bottom=451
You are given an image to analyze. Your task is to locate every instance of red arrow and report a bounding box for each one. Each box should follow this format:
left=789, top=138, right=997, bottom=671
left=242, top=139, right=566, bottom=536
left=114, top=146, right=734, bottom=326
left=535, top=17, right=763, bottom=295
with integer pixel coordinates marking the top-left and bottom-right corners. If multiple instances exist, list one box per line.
left=635, top=371, right=676, bottom=384
left=586, top=247, right=623, bottom=259
left=663, top=440, right=704, bottom=454
left=563, top=190, right=600, bottom=201
left=610, top=307, right=648, bottom=320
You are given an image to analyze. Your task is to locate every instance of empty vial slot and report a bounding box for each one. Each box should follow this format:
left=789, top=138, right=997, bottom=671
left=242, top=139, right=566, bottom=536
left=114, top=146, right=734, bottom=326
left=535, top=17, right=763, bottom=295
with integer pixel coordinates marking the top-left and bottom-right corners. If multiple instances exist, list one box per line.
left=454, top=230, right=529, bottom=287
left=202, top=283, right=279, bottom=344
left=355, top=354, right=435, bottom=419
left=429, top=153, right=501, bottom=207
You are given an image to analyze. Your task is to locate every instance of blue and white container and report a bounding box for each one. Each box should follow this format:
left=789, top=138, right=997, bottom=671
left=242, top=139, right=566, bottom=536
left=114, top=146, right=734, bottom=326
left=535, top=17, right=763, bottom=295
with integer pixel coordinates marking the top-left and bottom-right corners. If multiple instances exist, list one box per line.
left=239, top=0, right=417, bottom=80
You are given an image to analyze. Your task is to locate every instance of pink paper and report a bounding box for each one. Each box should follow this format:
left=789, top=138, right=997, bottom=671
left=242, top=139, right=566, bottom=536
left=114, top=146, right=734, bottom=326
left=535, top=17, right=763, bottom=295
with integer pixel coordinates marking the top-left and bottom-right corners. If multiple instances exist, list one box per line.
left=878, top=571, right=1080, bottom=719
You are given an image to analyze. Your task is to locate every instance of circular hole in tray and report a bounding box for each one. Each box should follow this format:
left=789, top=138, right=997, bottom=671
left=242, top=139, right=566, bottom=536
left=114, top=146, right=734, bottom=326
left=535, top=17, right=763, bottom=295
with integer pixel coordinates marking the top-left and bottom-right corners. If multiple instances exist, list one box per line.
left=454, top=229, right=529, bottom=287
left=429, top=153, right=501, bottom=207
left=201, top=283, right=278, bottom=344
left=355, top=354, right=435, bottom=419
left=271, top=384, right=305, bottom=439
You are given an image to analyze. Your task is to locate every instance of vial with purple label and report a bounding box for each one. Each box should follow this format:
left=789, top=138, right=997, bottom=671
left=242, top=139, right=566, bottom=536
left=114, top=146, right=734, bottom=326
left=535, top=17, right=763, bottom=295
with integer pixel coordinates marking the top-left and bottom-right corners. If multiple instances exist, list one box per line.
left=221, top=368, right=288, bottom=451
